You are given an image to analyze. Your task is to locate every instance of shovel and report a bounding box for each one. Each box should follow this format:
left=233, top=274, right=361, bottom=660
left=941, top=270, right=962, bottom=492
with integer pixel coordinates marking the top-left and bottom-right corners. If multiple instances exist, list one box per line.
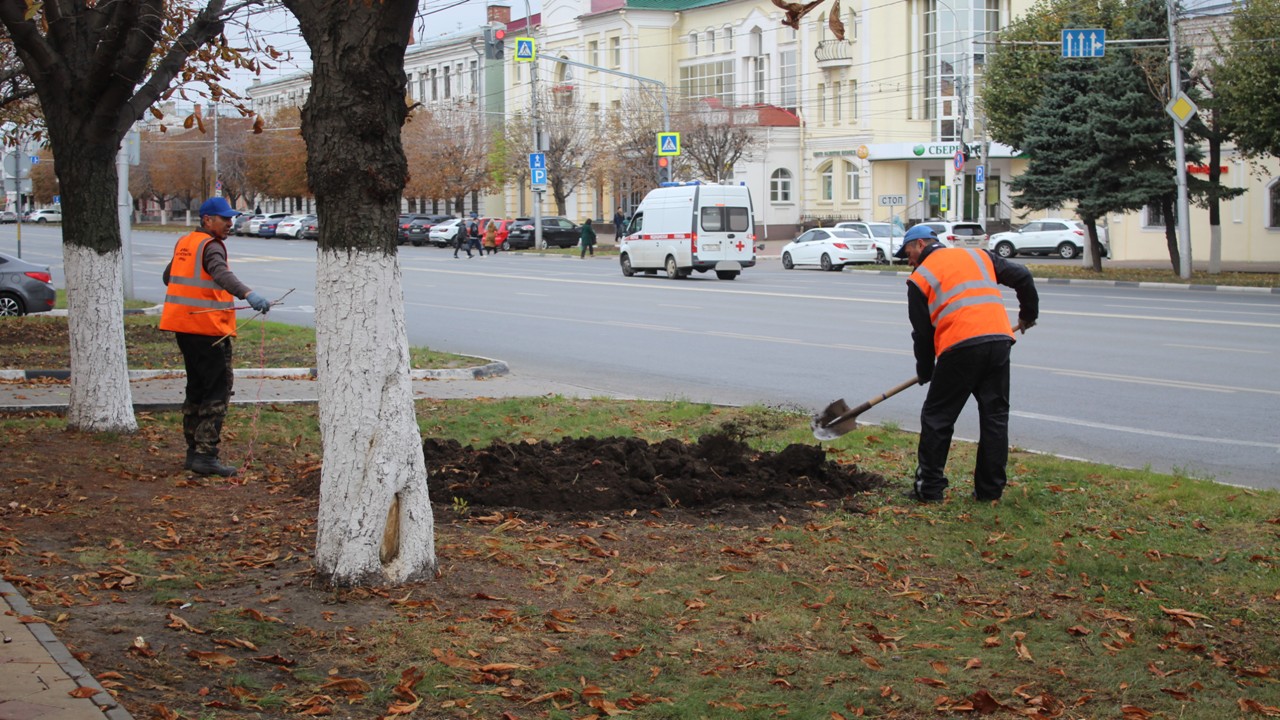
left=811, top=376, right=919, bottom=441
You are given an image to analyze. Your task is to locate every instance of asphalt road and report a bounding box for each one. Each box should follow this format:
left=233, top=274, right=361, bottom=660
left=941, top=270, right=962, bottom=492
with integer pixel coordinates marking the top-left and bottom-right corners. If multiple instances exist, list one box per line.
left=7, top=225, right=1278, bottom=490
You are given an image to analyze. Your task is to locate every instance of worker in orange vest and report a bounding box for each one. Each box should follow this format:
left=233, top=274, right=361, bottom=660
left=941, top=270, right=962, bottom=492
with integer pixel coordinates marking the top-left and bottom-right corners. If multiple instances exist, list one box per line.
left=896, top=224, right=1039, bottom=503
left=159, top=197, right=272, bottom=477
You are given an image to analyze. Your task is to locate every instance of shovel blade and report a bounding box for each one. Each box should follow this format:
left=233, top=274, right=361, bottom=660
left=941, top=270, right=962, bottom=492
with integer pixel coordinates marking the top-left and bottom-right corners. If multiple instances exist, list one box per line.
left=811, top=398, right=860, bottom=441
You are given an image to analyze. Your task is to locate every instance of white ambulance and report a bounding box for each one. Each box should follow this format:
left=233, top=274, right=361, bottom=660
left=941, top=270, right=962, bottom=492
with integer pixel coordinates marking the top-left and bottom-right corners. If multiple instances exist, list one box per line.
left=618, top=182, right=757, bottom=280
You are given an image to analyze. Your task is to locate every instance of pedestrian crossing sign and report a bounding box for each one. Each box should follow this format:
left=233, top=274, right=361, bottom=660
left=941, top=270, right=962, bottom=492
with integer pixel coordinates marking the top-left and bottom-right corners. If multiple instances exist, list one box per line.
left=514, top=37, right=536, bottom=62
left=656, top=132, right=681, bottom=156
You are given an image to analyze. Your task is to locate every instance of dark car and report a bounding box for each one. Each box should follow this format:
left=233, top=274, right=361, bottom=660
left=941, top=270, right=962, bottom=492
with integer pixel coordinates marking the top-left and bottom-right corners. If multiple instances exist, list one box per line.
left=404, top=214, right=452, bottom=247
left=0, top=251, right=56, bottom=316
left=257, top=217, right=281, bottom=238
left=505, top=216, right=579, bottom=249
left=300, top=217, right=319, bottom=240
left=232, top=214, right=257, bottom=236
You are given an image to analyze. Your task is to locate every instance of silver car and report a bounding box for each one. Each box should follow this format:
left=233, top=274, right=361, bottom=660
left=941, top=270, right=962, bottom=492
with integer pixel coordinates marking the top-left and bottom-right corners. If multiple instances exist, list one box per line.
left=0, top=252, right=56, bottom=316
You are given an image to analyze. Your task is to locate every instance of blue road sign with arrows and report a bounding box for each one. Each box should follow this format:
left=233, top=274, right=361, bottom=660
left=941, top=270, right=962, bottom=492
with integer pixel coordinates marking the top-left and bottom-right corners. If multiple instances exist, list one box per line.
left=531, top=168, right=547, bottom=186
left=529, top=153, right=545, bottom=170
left=1062, top=29, right=1105, bottom=58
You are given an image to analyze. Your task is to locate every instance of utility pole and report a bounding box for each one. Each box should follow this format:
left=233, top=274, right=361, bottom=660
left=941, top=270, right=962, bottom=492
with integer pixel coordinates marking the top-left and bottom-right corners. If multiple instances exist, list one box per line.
left=523, top=0, right=544, bottom=250
left=1167, top=0, right=1192, bottom=279
left=212, top=102, right=220, bottom=198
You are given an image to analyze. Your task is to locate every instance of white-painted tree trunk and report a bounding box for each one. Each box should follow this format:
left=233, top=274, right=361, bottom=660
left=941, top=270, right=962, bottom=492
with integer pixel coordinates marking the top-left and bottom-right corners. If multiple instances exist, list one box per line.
left=313, top=248, right=435, bottom=586
left=63, top=245, right=137, bottom=432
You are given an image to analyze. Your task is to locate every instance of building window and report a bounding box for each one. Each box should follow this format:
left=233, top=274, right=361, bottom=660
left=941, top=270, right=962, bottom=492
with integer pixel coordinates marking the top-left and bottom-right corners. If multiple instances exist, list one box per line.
left=833, top=82, right=842, bottom=122
left=848, top=8, right=858, bottom=40
left=1145, top=202, right=1170, bottom=227
left=690, top=32, right=699, bottom=55
left=610, top=36, right=621, bottom=66
left=679, top=60, right=735, bottom=104
left=779, top=49, right=797, bottom=111
left=820, top=162, right=834, bottom=201
left=419, top=74, right=427, bottom=101
left=470, top=60, right=478, bottom=95
left=708, top=29, right=716, bottom=53
left=770, top=168, right=793, bottom=202
left=783, top=25, right=797, bottom=42
left=850, top=79, right=858, bottom=118
left=724, top=26, right=734, bottom=51
left=1268, top=180, right=1280, bottom=228
left=923, top=0, right=999, bottom=141
left=817, top=83, right=826, bottom=123
left=443, top=66, right=451, bottom=98
left=588, top=40, right=599, bottom=67
left=752, top=55, right=766, bottom=105
left=845, top=161, right=860, bottom=200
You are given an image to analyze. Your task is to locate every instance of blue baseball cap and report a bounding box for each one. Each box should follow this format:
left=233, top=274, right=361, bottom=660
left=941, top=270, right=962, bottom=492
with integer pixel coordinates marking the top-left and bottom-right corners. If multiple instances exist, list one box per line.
left=894, top=225, right=938, bottom=259
left=199, top=197, right=241, bottom=218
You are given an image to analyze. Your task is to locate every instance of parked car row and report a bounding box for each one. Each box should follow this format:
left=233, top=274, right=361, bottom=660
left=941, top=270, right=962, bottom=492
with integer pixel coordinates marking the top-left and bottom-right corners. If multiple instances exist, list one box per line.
left=988, top=218, right=1108, bottom=259
left=0, top=208, right=62, bottom=223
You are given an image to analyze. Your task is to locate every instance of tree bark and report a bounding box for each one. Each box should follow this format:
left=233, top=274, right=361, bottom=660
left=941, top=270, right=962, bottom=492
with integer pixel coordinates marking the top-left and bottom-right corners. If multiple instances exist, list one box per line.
left=1081, top=215, right=1103, bottom=272
left=1162, top=195, right=1180, bottom=274
left=283, top=0, right=436, bottom=587
left=51, top=125, right=138, bottom=432
left=1207, top=125, right=1222, bottom=274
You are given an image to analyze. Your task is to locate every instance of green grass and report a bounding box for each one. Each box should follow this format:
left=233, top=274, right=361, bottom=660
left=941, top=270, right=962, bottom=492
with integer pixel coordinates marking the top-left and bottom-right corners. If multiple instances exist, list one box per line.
left=0, top=314, right=479, bottom=370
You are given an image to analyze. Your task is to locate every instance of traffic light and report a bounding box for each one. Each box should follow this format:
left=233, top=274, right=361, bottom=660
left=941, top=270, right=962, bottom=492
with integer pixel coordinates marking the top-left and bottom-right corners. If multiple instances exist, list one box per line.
left=484, top=27, right=506, bottom=60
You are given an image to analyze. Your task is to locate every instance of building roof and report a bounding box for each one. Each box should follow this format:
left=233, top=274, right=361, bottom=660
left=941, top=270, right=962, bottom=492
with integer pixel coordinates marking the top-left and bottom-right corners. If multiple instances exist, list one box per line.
left=624, top=0, right=729, bottom=10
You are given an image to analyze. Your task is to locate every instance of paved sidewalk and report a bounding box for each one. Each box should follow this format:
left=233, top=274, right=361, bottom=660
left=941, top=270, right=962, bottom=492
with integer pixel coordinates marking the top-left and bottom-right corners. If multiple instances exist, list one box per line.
left=1, top=580, right=131, bottom=720
left=0, top=363, right=627, bottom=720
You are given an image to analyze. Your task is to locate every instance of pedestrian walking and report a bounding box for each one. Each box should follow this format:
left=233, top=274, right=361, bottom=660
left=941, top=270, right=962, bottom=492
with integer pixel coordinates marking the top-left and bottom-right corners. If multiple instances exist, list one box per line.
left=579, top=218, right=597, bottom=258
left=467, top=213, right=483, bottom=257
left=452, top=216, right=471, bottom=258
left=613, top=206, right=627, bottom=242
left=158, top=197, right=273, bottom=477
left=483, top=219, right=499, bottom=255
left=896, top=224, right=1039, bottom=504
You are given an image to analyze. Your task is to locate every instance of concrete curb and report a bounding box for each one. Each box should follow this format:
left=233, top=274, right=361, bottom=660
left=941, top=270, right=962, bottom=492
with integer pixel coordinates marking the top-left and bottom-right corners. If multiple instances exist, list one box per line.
left=0, top=361, right=509, bottom=384
left=0, top=579, right=135, bottom=720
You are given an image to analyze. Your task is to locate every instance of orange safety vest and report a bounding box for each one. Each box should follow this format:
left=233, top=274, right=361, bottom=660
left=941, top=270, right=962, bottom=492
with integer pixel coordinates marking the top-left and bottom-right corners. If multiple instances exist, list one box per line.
left=908, top=248, right=1013, bottom=356
left=158, top=231, right=238, bottom=337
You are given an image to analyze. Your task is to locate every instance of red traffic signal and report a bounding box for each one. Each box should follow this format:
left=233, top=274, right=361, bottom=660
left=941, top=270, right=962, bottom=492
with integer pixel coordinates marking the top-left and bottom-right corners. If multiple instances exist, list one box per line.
left=658, top=157, right=668, bottom=167
left=495, top=29, right=506, bottom=40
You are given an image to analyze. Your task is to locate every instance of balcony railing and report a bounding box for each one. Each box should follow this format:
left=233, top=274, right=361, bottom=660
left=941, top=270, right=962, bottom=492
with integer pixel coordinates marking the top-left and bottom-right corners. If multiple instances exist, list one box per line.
left=815, top=39, right=852, bottom=69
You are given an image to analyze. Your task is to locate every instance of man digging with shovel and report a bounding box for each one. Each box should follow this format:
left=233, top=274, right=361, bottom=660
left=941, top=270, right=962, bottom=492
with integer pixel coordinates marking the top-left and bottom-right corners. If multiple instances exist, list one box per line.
left=897, top=224, right=1038, bottom=504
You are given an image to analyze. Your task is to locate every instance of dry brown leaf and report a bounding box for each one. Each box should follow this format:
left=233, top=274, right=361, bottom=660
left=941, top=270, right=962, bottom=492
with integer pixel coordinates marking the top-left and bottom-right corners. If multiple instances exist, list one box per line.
left=68, top=686, right=100, bottom=698
left=861, top=656, right=882, bottom=670
left=187, top=650, right=237, bottom=667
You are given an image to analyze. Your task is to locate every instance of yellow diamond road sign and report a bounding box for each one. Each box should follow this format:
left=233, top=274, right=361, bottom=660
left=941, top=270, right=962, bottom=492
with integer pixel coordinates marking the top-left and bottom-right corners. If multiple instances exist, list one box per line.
left=657, top=132, right=681, bottom=156
left=1166, top=92, right=1198, bottom=127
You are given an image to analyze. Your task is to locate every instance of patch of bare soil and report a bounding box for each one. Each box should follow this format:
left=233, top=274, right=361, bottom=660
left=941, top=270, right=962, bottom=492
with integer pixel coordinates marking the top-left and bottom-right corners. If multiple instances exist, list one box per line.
left=1, top=415, right=880, bottom=719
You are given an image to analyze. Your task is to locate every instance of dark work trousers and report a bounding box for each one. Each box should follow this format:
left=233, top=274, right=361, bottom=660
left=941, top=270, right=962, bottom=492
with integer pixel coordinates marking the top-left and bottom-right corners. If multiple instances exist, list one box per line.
left=176, top=332, right=234, bottom=456
left=916, top=339, right=1012, bottom=500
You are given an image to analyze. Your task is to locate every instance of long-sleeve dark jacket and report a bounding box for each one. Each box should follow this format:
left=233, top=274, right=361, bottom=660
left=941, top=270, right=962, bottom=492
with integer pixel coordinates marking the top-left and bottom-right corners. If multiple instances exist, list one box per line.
left=162, top=236, right=252, bottom=300
left=907, top=242, right=1038, bottom=382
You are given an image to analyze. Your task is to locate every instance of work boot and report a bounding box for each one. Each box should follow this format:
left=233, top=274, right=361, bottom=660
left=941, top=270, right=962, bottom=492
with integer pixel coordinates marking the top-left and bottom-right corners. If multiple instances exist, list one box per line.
left=190, top=453, right=237, bottom=477
left=184, top=449, right=196, bottom=470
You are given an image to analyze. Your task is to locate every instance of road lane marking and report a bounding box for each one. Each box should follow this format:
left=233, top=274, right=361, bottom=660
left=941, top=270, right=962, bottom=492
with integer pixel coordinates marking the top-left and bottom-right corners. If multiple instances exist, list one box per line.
left=1164, top=343, right=1268, bottom=354
left=1013, top=410, right=1280, bottom=450
left=1016, top=365, right=1280, bottom=395
left=403, top=266, right=1280, bottom=328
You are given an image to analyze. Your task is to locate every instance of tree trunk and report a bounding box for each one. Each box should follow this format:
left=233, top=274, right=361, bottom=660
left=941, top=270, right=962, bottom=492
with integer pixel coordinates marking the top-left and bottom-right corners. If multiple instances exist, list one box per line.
left=552, top=180, right=568, bottom=216
left=284, top=0, right=436, bottom=587
left=1081, top=215, right=1103, bottom=272
left=54, top=140, right=138, bottom=432
left=1162, top=196, right=1180, bottom=274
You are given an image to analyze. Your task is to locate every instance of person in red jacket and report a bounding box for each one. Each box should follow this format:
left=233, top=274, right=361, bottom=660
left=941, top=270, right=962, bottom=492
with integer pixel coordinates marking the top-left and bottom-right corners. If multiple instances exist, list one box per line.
left=896, top=224, right=1039, bottom=503
left=159, top=197, right=272, bottom=477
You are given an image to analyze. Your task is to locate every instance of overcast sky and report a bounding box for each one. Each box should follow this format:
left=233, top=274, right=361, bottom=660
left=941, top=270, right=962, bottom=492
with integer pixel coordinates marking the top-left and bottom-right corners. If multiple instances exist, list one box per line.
left=221, top=0, right=537, bottom=96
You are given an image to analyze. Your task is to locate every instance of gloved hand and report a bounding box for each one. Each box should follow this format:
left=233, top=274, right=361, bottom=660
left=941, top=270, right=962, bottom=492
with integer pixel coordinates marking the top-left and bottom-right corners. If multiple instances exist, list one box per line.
left=1017, top=318, right=1036, bottom=333
left=246, top=291, right=271, bottom=313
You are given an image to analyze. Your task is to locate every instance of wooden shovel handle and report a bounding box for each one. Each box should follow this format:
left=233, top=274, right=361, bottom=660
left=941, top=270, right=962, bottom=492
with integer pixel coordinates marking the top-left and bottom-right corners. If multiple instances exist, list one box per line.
left=832, top=376, right=920, bottom=426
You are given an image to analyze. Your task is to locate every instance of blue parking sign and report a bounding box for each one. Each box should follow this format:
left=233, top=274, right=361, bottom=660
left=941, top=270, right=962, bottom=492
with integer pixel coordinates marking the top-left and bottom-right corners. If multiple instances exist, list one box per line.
left=975, top=165, right=985, bottom=184
left=531, top=167, right=547, bottom=186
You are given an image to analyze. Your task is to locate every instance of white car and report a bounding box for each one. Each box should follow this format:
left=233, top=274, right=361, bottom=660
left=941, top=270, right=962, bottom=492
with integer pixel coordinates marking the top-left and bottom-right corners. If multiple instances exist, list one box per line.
left=274, top=214, right=313, bottom=239
left=429, top=218, right=462, bottom=246
left=834, top=221, right=901, bottom=263
left=919, top=221, right=988, bottom=249
left=781, top=228, right=876, bottom=271
left=988, top=219, right=1110, bottom=259
left=26, top=208, right=62, bottom=223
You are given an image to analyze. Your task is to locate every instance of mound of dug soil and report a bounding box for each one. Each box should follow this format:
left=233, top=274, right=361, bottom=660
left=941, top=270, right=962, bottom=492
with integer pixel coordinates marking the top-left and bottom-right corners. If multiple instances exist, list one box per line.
left=423, top=432, right=881, bottom=513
